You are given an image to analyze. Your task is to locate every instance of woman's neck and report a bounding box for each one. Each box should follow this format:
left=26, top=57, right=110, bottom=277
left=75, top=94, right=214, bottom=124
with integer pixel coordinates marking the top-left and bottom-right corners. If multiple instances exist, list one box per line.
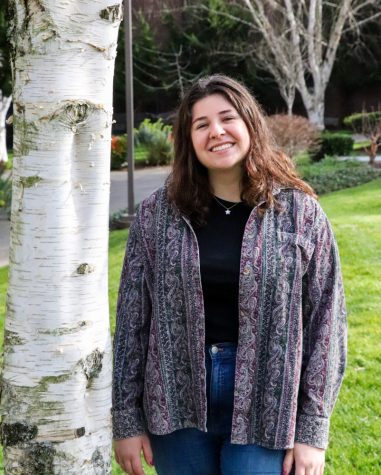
left=208, top=170, right=242, bottom=202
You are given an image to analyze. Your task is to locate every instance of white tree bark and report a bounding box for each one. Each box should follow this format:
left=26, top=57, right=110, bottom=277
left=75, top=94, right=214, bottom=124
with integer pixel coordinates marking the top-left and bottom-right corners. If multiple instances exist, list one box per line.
left=241, top=0, right=379, bottom=129
left=0, top=92, right=12, bottom=163
left=254, top=38, right=297, bottom=115
left=1, top=1, right=122, bottom=473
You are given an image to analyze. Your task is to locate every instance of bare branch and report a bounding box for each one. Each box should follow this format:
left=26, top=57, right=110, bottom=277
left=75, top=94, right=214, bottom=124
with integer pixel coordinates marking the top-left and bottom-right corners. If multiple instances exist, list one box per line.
left=343, top=10, right=381, bottom=33
left=162, top=4, right=256, bottom=28
left=322, top=0, right=352, bottom=85
left=154, top=0, right=380, bottom=128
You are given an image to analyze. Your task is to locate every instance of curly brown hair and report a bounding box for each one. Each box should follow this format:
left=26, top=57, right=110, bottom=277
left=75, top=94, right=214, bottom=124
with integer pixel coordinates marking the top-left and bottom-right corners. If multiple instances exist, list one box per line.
left=166, top=74, right=316, bottom=226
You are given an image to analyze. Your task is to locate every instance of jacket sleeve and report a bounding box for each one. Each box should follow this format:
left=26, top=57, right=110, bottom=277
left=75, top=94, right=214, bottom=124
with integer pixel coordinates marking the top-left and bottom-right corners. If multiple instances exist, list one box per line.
left=295, top=208, right=347, bottom=449
left=112, top=211, right=151, bottom=439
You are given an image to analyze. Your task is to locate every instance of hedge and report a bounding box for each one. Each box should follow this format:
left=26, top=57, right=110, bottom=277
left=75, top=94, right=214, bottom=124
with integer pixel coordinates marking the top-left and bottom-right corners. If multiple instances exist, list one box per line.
left=300, top=158, right=381, bottom=195
left=313, top=132, right=354, bottom=161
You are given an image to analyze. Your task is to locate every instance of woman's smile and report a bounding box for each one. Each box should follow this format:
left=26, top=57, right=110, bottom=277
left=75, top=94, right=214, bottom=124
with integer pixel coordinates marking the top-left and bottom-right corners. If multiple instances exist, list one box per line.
left=209, top=142, right=235, bottom=152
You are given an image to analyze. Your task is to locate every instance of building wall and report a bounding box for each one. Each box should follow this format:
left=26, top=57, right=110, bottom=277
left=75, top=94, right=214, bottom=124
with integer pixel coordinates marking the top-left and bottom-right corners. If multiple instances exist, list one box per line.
left=325, top=83, right=381, bottom=127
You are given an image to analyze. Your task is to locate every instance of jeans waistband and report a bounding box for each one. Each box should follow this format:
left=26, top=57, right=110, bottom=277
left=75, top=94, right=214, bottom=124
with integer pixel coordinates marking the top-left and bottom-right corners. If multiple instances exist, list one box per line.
left=205, top=342, right=237, bottom=358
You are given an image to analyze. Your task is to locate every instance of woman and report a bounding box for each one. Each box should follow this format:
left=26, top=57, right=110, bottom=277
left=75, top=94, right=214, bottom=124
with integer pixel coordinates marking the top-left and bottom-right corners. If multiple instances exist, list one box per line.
left=112, top=75, right=347, bottom=475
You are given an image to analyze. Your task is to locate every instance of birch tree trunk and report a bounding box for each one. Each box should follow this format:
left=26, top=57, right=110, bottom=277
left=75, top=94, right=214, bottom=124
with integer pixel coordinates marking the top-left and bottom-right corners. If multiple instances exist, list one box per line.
left=0, top=92, right=12, bottom=163
left=1, top=1, right=122, bottom=473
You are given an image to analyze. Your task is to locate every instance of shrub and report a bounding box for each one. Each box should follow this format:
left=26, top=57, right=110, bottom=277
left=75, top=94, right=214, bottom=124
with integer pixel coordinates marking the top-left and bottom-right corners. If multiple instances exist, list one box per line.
left=0, top=163, right=12, bottom=218
left=298, top=156, right=381, bottom=195
left=314, top=132, right=354, bottom=161
left=111, top=135, right=127, bottom=169
left=110, top=119, right=174, bottom=169
left=145, top=134, right=173, bottom=166
left=135, top=118, right=173, bottom=166
left=134, top=146, right=149, bottom=165
left=343, top=110, right=381, bottom=166
left=267, top=114, right=321, bottom=159
left=343, top=111, right=381, bottom=130
left=109, top=204, right=140, bottom=229
left=134, top=118, right=158, bottom=147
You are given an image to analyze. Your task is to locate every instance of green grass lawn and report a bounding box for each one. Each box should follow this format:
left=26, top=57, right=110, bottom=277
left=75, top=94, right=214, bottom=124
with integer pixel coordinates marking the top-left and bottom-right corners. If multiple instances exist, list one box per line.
left=1, top=179, right=381, bottom=474
left=353, top=140, right=371, bottom=151
left=318, top=179, right=381, bottom=474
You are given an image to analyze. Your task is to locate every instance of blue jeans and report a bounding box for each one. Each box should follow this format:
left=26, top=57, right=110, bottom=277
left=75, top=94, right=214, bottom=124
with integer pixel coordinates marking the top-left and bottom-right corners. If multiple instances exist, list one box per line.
left=149, top=342, right=287, bottom=475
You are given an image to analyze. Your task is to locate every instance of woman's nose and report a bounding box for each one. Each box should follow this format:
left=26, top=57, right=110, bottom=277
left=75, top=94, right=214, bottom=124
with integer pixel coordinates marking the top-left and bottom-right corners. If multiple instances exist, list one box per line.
left=209, top=122, right=225, bottom=138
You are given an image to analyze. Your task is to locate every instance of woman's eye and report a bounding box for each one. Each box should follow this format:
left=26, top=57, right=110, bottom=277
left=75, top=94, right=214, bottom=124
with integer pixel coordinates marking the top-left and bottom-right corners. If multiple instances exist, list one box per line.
left=196, top=123, right=207, bottom=129
left=223, top=116, right=235, bottom=121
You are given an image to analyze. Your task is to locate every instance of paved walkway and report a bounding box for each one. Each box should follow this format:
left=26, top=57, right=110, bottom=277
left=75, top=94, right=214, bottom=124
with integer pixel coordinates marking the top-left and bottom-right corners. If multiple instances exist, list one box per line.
left=0, top=166, right=171, bottom=268
left=109, top=166, right=170, bottom=214
left=338, top=155, right=381, bottom=164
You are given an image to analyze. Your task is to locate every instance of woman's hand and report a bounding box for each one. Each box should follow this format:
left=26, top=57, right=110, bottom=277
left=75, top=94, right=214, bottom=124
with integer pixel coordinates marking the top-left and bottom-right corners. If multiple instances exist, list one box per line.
left=283, top=442, right=325, bottom=475
left=114, top=435, right=154, bottom=475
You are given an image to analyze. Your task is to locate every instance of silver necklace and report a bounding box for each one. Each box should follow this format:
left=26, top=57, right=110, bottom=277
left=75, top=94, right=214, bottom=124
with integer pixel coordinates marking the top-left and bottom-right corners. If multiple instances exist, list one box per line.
left=213, top=195, right=241, bottom=215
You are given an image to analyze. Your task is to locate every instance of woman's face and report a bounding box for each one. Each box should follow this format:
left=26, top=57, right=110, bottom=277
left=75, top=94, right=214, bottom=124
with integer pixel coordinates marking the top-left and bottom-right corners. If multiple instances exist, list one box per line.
left=190, top=93, right=250, bottom=176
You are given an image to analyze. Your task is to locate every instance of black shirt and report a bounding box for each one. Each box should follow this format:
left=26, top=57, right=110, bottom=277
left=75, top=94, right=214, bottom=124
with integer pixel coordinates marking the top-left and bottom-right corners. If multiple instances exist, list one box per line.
left=194, top=197, right=252, bottom=344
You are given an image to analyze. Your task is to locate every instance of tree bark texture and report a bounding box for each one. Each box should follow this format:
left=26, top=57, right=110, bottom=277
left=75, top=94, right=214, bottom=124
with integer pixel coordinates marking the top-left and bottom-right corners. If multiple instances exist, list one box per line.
left=1, top=1, right=122, bottom=473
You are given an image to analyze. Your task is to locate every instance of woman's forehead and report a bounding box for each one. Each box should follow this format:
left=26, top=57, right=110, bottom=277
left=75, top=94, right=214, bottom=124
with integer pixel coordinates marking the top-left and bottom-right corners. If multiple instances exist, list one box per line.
left=191, top=93, right=236, bottom=118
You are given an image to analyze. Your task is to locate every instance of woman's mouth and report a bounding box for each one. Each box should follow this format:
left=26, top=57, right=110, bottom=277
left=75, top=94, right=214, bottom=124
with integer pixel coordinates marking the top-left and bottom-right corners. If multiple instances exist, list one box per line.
left=210, top=143, right=235, bottom=152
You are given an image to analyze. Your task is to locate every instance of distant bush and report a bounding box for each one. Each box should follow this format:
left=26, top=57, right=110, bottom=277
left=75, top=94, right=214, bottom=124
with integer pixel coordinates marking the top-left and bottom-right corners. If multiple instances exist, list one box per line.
left=135, top=118, right=173, bottom=166
left=313, top=132, right=354, bottom=161
left=111, top=135, right=127, bottom=169
left=343, top=111, right=381, bottom=130
left=110, top=119, right=174, bottom=169
left=0, top=164, right=12, bottom=218
left=344, top=110, right=381, bottom=166
left=267, top=114, right=321, bottom=158
left=298, top=156, right=381, bottom=195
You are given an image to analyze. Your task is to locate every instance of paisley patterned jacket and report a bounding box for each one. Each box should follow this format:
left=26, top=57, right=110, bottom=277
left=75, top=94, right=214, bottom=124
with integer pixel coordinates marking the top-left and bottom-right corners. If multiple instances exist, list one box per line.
left=112, top=185, right=347, bottom=450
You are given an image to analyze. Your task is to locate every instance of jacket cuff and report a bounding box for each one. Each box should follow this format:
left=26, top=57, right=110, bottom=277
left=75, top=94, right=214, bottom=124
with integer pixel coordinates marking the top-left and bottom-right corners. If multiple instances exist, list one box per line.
left=112, top=408, right=147, bottom=440
left=294, top=414, right=330, bottom=449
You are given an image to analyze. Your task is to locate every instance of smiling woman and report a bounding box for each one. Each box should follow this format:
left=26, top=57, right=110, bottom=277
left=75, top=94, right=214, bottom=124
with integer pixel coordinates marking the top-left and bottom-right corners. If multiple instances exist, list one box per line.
left=112, top=75, right=347, bottom=475
left=167, top=75, right=316, bottom=227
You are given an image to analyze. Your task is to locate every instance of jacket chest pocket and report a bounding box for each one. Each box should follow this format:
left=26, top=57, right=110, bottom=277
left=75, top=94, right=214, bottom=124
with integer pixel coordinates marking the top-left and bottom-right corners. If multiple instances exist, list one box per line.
left=276, top=231, right=312, bottom=276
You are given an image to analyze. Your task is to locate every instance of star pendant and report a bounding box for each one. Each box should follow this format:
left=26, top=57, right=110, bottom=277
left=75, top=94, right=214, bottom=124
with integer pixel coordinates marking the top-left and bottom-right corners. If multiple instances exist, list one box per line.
left=225, top=209, right=231, bottom=215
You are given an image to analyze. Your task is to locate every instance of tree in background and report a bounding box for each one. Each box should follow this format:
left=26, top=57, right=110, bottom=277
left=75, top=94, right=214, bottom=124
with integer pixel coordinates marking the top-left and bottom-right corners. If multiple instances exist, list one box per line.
left=113, top=0, right=260, bottom=117
left=114, top=0, right=381, bottom=124
left=239, top=0, right=381, bottom=129
left=333, top=13, right=381, bottom=95
left=163, top=0, right=257, bottom=89
left=254, top=36, right=298, bottom=116
left=0, top=8, right=12, bottom=163
left=114, top=13, right=199, bottom=115
left=1, top=0, right=122, bottom=471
